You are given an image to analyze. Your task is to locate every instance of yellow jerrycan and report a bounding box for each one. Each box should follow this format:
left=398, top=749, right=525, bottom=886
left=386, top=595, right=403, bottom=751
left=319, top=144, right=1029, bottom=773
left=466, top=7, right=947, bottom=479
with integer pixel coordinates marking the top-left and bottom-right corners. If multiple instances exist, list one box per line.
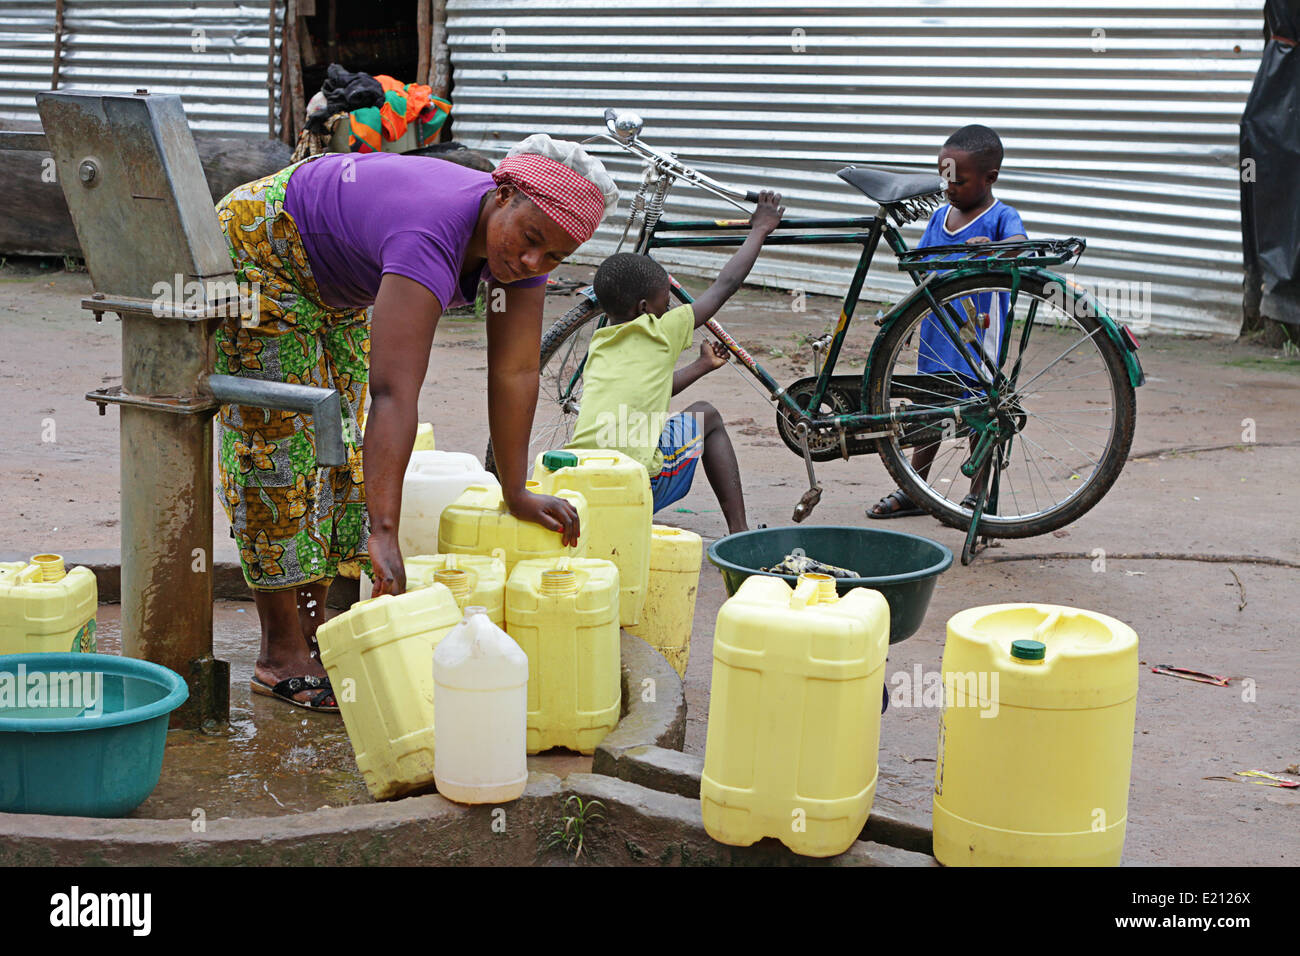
left=433, top=606, right=530, bottom=804
left=316, top=585, right=463, bottom=800
left=505, top=557, right=620, bottom=754
left=406, top=552, right=507, bottom=626
left=413, top=421, right=436, bottom=451
left=701, top=573, right=890, bottom=858
left=625, top=525, right=702, bottom=678
left=531, top=449, right=651, bottom=627
left=0, top=554, right=98, bottom=655
left=362, top=551, right=507, bottom=626
left=438, top=482, right=589, bottom=573
left=933, top=603, right=1138, bottom=866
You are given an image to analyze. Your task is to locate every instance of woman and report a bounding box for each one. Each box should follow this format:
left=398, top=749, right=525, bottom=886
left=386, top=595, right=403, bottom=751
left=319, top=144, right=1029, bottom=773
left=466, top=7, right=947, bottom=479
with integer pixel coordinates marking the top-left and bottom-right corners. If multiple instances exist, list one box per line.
left=214, top=134, right=618, bottom=710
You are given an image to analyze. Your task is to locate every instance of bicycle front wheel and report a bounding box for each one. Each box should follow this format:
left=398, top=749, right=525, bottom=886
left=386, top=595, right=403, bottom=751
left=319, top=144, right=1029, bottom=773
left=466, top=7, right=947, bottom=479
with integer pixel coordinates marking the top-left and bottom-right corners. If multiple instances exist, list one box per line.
left=484, top=298, right=605, bottom=476
left=866, top=270, right=1136, bottom=538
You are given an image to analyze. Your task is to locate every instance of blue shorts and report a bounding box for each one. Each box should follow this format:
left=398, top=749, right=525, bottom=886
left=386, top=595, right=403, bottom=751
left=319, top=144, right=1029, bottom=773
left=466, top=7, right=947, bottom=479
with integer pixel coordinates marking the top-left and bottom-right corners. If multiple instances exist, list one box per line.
left=650, top=412, right=704, bottom=512
left=917, top=289, right=1009, bottom=378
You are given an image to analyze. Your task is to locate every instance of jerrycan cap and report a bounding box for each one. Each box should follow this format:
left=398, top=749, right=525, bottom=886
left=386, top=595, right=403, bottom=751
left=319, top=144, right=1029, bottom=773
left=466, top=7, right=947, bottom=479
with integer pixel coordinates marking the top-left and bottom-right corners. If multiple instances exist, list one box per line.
left=542, top=450, right=578, bottom=471
left=1011, top=639, right=1046, bottom=661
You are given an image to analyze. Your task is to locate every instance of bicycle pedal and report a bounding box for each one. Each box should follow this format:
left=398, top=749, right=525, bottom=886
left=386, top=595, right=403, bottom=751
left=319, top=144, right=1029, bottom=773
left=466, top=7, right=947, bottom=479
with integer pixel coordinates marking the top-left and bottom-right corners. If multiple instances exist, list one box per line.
left=792, top=486, right=823, bottom=523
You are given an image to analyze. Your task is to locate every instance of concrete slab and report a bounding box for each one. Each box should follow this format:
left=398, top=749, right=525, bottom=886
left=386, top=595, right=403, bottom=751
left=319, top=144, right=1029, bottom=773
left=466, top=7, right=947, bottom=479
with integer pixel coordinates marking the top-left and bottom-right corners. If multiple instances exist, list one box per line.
left=4, top=261, right=1297, bottom=865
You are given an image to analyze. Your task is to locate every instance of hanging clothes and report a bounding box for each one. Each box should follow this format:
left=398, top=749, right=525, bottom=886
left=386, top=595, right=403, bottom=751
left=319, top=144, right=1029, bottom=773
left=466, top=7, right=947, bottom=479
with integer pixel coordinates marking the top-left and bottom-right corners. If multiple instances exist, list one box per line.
left=347, top=76, right=451, bottom=153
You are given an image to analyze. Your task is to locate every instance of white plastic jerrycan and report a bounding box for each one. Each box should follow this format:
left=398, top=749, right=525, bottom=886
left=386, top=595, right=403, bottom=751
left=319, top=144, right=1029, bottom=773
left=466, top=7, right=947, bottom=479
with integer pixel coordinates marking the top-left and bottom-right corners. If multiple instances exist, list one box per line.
left=399, top=449, right=498, bottom=559
left=432, top=606, right=530, bottom=804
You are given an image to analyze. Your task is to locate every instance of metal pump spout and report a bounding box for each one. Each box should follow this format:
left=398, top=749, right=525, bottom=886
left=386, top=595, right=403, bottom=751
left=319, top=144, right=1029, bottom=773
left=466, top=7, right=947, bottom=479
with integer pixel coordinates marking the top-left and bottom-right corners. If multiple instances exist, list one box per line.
left=206, top=375, right=346, bottom=467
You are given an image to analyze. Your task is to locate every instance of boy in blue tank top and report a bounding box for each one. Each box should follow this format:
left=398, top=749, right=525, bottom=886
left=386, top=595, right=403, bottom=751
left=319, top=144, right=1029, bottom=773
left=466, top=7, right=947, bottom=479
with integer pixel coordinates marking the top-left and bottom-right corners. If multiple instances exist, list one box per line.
left=869, top=125, right=1027, bottom=519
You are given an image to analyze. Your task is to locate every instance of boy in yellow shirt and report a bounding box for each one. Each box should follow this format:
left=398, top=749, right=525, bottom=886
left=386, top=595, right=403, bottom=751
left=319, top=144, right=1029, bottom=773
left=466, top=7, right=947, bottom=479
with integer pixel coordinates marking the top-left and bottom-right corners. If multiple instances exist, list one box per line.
left=568, top=191, right=785, bottom=533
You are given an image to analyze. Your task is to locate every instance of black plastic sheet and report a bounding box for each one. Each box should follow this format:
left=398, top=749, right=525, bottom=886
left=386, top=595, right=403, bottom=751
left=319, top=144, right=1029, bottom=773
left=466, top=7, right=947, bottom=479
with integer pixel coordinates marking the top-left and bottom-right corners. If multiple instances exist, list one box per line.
left=1240, top=0, right=1300, bottom=325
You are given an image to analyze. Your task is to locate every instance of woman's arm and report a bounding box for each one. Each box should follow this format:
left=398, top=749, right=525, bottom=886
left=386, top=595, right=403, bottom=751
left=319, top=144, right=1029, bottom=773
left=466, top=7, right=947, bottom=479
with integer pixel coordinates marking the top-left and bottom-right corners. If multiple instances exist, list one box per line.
left=366, top=273, right=442, bottom=594
left=485, top=280, right=581, bottom=546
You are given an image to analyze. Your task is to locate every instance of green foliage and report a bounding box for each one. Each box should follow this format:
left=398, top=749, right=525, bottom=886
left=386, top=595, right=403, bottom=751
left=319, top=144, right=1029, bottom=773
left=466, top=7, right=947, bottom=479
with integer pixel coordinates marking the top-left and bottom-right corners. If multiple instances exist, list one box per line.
left=1224, top=346, right=1300, bottom=373
left=545, top=795, right=606, bottom=860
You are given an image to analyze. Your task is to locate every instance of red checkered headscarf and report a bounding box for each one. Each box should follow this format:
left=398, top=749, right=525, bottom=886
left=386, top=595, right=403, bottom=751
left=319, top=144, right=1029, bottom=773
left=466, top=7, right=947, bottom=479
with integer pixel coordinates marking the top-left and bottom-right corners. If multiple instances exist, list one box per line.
left=492, top=134, right=617, bottom=244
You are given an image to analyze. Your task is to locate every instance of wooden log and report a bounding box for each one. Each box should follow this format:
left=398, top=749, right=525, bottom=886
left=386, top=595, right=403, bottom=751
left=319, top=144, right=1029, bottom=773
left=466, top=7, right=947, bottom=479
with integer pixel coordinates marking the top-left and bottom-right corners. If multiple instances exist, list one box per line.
left=417, top=0, right=431, bottom=88
left=267, top=0, right=278, bottom=137
left=0, top=134, right=296, bottom=258
left=286, top=0, right=306, bottom=139
left=431, top=0, right=450, bottom=103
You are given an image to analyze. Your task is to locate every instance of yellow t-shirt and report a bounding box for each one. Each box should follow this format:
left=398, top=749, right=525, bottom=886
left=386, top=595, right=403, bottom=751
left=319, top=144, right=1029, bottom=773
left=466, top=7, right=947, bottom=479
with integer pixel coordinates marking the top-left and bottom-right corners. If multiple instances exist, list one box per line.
left=568, top=304, right=695, bottom=477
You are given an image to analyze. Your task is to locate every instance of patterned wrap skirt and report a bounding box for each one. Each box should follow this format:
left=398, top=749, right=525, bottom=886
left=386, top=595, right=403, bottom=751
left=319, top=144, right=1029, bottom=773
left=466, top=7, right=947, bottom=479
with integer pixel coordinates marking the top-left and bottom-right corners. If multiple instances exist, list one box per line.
left=214, top=156, right=370, bottom=591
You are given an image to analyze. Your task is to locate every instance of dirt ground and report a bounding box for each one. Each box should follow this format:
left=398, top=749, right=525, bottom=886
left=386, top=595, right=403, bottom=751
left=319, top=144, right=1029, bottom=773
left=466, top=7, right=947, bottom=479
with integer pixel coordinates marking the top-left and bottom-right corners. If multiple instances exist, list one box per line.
left=2, top=258, right=1297, bottom=865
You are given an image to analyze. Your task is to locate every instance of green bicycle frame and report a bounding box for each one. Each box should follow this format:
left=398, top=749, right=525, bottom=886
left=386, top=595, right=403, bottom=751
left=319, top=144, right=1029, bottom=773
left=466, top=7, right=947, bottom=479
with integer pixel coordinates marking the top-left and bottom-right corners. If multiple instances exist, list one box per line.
left=644, top=214, right=990, bottom=433
left=567, top=211, right=1143, bottom=440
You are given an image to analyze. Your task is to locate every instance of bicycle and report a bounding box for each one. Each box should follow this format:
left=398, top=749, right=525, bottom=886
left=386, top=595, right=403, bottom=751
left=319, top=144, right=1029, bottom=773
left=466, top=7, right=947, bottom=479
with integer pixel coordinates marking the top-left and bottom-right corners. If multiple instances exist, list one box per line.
left=487, top=109, right=1146, bottom=565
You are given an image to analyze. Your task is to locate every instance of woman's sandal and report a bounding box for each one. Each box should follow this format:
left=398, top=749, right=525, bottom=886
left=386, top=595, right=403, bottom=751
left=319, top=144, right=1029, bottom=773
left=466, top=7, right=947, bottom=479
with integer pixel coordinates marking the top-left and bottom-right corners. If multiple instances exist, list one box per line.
left=868, top=488, right=925, bottom=519
left=250, top=674, right=339, bottom=713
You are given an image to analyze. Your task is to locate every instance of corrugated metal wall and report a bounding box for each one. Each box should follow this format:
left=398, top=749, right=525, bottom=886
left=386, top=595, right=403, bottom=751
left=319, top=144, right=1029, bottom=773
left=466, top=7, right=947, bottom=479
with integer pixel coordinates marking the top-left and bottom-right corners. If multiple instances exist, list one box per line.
left=0, top=0, right=283, bottom=137
left=446, top=0, right=1266, bottom=336
left=0, top=2, right=56, bottom=123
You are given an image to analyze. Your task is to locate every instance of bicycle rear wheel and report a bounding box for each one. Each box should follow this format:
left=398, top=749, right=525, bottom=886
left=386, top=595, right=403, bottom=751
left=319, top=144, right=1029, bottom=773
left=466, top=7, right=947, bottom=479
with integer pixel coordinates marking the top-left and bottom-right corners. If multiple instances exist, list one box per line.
left=865, top=271, right=1135, bottom=538
left=484, top=299, right=605, bottom=476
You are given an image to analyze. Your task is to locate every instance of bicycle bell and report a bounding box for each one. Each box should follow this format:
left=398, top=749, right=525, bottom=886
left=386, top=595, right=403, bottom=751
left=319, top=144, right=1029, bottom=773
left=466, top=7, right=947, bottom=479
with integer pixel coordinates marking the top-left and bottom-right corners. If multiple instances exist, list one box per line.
left=605, top=108, right=644, bottom=144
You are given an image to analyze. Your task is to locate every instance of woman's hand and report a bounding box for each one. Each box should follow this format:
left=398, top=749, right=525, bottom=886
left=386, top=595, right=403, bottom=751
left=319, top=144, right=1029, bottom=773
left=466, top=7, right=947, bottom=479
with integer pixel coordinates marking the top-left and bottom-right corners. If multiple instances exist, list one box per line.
left=367, top=530, right=407, bottom=597
left=506, top=488, right=582, bottom=547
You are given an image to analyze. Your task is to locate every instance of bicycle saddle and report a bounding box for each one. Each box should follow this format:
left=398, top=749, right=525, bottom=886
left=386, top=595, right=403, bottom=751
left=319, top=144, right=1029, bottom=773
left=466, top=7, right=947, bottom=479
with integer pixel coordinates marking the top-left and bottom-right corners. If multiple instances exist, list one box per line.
left=837, top=166, right=945, bottom=205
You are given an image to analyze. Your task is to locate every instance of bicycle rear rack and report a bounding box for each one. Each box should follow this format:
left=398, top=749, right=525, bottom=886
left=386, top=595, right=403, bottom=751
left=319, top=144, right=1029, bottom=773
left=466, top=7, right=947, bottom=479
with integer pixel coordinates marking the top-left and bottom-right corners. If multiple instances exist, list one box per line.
left=896, top=237, right=1085, bottom=272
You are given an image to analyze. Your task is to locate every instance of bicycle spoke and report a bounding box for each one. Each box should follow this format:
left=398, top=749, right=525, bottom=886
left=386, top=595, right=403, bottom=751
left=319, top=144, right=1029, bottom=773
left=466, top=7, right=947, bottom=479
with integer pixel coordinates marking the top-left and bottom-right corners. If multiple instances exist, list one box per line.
left=1016, top=365, right=1113, bottom=392
left=1020, top=412, right=1113, bottom=430
left=1019, top=398, right=1115, bottom=436
left=933, top=445, right=969, bottom=500
left=1017, top=431, right=1092, bottom=482
left=1007, top=298, right=1039, bottom=388
left=1016, top=437, right=1043, bottom=516
left=1020, top=408, right=1107, bottom=463
left=1012, top=324, right=1106, bottom=395
left=1020, top=430, right=1059, bottom=512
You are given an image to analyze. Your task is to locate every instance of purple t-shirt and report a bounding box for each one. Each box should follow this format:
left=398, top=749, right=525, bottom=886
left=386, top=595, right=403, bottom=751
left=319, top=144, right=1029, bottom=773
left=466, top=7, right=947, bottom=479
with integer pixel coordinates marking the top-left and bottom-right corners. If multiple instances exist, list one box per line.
left=283, top=152, right=548, bottom=311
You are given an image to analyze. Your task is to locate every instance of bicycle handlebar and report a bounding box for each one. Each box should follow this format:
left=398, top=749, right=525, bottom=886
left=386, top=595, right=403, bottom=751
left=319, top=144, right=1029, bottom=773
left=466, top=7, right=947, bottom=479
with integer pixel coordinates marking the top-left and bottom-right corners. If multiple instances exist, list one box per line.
left=583, top=123, right=756, bottom=212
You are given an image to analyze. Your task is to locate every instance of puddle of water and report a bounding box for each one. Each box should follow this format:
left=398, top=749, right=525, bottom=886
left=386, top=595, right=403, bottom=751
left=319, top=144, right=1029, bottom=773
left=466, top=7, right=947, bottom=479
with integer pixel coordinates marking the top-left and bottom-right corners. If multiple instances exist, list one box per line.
left=92, top=601, right=589, bottom=820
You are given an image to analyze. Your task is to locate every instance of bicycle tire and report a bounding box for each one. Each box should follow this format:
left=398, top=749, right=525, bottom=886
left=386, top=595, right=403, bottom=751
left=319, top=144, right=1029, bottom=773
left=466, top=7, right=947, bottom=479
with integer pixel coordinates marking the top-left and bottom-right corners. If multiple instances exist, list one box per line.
left=484, top=298, right=605, bottom=476
left=866, top=270, right=1136, bottom=538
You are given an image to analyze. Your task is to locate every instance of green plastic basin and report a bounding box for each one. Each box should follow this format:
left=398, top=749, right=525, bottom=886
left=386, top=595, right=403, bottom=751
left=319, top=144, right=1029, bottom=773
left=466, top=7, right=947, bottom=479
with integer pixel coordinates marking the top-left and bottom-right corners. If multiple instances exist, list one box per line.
left=707, top=525, right=953, bottom=643
left=0, top=652, right=188, bottom=817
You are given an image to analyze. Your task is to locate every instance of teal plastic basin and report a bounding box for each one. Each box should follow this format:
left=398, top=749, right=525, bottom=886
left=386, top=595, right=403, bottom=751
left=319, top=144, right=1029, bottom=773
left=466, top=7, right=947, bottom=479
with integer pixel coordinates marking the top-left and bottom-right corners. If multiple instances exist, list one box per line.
left=707, top=525, right=953, bottom=643
left=0, top=653, right=188, bottom=817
